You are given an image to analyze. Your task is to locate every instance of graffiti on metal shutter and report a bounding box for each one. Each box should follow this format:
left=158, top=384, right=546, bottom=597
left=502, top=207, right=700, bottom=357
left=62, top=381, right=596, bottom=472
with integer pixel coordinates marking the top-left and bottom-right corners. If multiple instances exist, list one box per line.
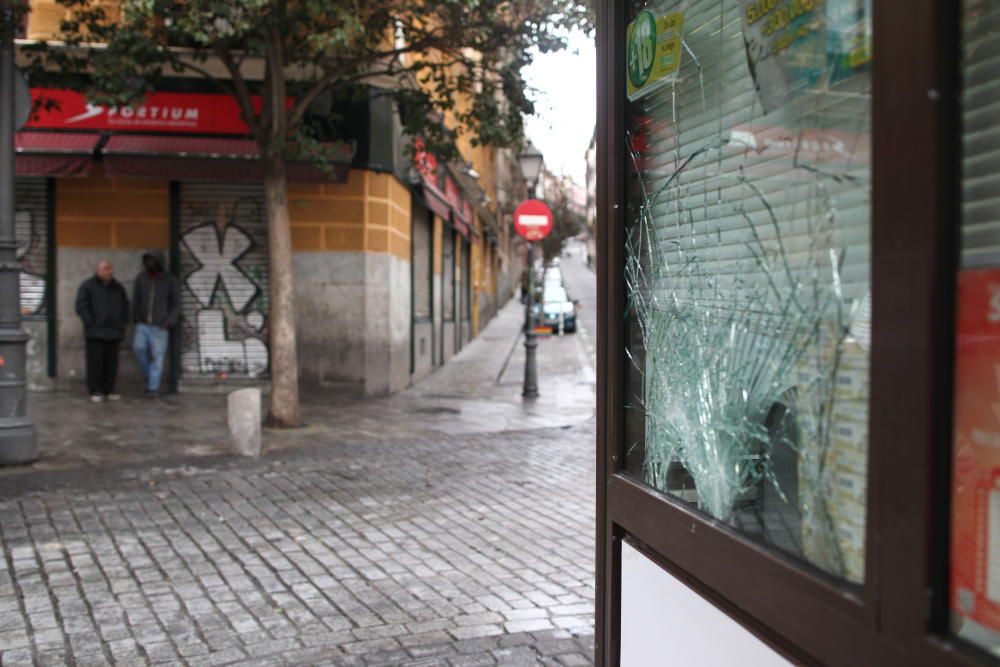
left=15, top=179, right=48, bottom=318
left=179, top=184, right=269, bottom=379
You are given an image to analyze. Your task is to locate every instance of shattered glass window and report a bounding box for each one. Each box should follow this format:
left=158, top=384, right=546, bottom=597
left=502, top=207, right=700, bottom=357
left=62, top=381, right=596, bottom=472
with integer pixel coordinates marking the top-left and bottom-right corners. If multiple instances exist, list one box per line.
left=950, top=0, right=1000, bottom=654
left=623, top=0, right=872, bottom=583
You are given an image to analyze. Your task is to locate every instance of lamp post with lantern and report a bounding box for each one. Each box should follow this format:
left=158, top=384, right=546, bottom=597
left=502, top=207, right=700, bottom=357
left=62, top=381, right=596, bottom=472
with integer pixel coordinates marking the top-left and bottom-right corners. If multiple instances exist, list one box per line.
left=0, top=7, right=36, bottom=465
left=516, top=143, right=545, bottom=398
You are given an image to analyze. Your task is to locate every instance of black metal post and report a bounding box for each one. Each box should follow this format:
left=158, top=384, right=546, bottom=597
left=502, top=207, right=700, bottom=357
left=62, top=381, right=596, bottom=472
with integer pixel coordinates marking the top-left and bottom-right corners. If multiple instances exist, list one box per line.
left=0, top=10, right=36, bottom=465
left=522, top=241, right=538, bottom=398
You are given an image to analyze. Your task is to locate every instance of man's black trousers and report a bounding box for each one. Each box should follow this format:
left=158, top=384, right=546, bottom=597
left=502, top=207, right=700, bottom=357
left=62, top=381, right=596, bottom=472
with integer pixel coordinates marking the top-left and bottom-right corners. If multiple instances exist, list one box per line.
left=85, top=338, right=120, bottom=396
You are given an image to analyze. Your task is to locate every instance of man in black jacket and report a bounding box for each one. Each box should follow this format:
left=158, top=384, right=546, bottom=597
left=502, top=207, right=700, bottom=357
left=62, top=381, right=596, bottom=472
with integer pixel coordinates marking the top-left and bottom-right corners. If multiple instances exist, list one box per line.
left=132, top=248, right=180, bottom=397
left=75, top=260, right=130, bottom=402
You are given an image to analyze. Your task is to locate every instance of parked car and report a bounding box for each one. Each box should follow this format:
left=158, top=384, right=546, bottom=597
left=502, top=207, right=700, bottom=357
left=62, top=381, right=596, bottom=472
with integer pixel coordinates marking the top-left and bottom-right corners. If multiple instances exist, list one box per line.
left=543, top=268, right=563, bottom=287
left=536, top=285, right=577, bottom=334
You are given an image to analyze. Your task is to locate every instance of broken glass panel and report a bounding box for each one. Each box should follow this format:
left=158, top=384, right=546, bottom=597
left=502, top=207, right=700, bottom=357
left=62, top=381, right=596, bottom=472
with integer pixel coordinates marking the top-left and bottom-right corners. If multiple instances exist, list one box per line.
left=623, top=0, right=872, bottom=583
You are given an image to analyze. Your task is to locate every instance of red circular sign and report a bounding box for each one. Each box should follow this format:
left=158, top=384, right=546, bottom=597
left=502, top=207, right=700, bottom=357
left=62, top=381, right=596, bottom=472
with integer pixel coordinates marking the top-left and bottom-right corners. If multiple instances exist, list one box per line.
left=513, top=199, right=554, bottom=242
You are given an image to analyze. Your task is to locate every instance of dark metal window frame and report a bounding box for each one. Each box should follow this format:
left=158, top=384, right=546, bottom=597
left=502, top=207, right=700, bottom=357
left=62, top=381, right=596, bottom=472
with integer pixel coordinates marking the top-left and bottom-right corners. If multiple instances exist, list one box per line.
left=595, top=1, right=981, bottom=665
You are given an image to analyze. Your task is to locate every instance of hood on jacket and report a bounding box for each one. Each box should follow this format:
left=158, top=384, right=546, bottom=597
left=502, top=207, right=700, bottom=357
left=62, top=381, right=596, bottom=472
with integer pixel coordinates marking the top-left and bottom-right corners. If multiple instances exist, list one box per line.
left=142, top=248, right=167, bottom=273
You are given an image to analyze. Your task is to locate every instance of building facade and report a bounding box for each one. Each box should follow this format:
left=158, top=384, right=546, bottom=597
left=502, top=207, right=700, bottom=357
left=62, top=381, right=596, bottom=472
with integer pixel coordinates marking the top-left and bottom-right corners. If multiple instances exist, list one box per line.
left=13, top=7, right=521, bottom=397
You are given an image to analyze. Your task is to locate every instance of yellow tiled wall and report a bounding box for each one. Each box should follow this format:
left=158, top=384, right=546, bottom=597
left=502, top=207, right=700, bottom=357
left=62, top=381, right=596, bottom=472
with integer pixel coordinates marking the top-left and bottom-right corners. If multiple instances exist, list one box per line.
left=433, top=215, right=444, bottom=275
left=289, top=170, right=411, bottom=260
left=55, top=166, right=412, bottom=260
left=26, top=0, right=123, bottom=40
left=56, top=165, right=169, bottom=249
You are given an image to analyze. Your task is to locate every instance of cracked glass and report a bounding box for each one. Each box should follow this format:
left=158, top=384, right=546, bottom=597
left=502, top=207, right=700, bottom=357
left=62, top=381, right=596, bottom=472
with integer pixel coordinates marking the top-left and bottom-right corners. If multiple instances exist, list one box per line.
left=623, top=0, right=872, bottom=583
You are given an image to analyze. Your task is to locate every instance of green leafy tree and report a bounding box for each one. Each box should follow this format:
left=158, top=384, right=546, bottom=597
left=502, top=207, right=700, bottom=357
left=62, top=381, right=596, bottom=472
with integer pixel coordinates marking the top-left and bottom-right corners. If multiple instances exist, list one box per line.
left=23, top=0, right=592, bottom=426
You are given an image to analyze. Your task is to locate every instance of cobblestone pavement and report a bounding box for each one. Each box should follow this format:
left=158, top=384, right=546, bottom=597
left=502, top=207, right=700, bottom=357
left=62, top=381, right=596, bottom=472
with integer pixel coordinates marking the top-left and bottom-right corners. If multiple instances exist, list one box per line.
left=0, top=268, right=598, bottom=666
left=0, top=423, right=595, bottom=666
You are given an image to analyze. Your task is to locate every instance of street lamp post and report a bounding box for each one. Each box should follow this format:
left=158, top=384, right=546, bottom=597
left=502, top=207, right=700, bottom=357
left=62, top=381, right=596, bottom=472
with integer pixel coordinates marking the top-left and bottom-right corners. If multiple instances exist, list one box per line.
left=518, top=143, right=544, bottom=399
left=0, top=9, right=37, bottom=465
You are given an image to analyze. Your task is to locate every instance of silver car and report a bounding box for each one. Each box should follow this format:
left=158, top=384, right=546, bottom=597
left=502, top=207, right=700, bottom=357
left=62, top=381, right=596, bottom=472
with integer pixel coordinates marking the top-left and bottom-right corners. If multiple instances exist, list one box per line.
left=537, top=285, right=577, bottom=334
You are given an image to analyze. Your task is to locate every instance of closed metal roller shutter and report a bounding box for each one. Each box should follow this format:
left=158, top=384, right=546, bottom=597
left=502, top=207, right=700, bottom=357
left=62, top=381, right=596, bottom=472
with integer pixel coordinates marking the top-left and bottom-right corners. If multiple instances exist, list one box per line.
left=632, top=0, right=870, bottom=316
left=962, top=0, right=1000, bottom=267
left=460, top=239, right=471, bottom=343
left=412, top=205, right=432, bottom=320
left=178, top=182, right=270, bottom=379
left=443, top=227, right=455, bottom=321
left=15, top=178, right=49, bottom=319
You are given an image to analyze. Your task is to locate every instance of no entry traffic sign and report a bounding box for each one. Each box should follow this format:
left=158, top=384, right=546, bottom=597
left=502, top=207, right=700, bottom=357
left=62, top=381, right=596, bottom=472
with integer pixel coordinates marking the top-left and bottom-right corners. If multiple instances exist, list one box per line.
left=513, top=199, right=554, bottom=242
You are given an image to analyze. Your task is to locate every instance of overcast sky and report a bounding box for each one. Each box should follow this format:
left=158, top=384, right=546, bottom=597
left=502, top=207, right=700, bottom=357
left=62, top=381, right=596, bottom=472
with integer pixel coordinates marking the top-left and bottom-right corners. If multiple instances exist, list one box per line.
left=522, top=29, right=596, bottom=187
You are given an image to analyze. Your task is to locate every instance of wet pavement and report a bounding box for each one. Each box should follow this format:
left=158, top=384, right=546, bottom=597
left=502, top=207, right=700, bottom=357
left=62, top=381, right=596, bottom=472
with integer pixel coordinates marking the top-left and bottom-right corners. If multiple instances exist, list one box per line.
left=0, top=257, right=597, bottom=666
left=7, top=293, right=595, bottom=477
left=558, top=251, right=596, bottom=382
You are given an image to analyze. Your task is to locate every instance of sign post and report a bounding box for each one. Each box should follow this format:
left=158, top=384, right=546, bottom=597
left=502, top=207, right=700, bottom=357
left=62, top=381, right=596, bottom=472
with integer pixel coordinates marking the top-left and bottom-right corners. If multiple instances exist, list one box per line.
left=514, top=199, right=554, bottom=398
left=0, top=9, right=37, bottom=465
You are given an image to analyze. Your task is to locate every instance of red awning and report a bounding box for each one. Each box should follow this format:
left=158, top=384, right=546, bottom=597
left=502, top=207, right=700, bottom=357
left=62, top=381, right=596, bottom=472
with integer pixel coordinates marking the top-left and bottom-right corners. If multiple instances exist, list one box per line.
left=15, top=131, right=100, bottom=177
left=420, top=176, right=470, bottom=238
left=104, top=134, right=259, bottom=158
left=101, top=135, right=349, bottom=183
left=422, top=184, right=452, bottom=222
left=451, top=217, right=470, bottom=238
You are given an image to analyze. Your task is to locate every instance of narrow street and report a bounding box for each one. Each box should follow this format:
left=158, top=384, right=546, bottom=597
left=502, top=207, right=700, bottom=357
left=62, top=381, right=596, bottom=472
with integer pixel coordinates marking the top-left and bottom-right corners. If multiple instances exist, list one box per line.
left=558, top=250, right=597, bottom=372
left=0, top=260, right=597, bottom=667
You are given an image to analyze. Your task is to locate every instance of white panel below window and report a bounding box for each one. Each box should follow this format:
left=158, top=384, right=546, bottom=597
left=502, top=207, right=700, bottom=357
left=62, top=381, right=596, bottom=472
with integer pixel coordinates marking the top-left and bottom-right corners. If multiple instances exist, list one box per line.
left=620, top=542, right=792, bottom=667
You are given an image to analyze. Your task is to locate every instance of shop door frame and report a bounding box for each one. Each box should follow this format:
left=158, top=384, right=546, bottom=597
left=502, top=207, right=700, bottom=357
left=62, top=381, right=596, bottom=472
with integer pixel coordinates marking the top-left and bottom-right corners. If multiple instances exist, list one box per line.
left=410, top=200, right=434, bottom=375
left=594, top=1, right=981, bottom=665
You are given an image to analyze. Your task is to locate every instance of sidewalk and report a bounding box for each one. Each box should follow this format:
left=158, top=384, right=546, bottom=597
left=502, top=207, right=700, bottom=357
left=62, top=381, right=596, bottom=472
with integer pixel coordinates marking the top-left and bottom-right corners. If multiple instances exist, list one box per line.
left=6, top=297, right=595, bottom=478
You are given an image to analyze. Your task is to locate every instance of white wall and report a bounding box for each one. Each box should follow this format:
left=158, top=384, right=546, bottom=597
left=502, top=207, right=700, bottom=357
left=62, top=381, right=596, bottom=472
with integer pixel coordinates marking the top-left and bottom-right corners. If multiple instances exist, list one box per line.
left=620, top=542, right=792, bottom=667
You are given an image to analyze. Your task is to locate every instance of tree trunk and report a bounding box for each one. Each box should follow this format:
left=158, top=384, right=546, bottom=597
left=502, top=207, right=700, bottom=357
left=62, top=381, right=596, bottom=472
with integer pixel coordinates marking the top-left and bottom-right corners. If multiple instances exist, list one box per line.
left=263, top=153, right=300, bottom=427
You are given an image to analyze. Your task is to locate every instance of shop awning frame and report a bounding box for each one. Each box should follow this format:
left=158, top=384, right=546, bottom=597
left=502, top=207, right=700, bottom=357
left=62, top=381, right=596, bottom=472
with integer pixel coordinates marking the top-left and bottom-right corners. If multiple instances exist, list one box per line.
left=15, top=131, right=102, bottom=177
left=100, top=134, right=353, bottom=183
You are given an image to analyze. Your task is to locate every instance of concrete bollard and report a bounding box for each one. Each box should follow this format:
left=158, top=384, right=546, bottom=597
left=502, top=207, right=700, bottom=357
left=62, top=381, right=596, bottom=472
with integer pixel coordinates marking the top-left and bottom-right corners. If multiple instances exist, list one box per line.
left=227, top=388, right=262, bottom=457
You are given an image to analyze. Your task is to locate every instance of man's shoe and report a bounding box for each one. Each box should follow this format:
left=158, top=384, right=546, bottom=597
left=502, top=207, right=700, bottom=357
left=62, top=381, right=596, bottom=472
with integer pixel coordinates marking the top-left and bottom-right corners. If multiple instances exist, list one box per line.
left=146, top=391, right=158, bottom=399
left=107, top=393, right=121, bottom=401
left=90, top=394, right=106, bottom=403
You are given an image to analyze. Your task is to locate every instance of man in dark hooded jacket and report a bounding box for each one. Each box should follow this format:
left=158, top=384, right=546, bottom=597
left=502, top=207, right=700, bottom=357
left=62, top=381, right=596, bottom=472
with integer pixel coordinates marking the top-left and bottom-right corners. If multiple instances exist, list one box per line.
left=76, top=260, right=129, bottom=401
left=132, top=249, right=180, bottom=397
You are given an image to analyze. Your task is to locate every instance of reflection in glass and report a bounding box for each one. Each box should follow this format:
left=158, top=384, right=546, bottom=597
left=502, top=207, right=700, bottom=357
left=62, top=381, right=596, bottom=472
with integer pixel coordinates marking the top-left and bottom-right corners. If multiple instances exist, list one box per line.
left=951, top=0, right=1000, bottom=655
left=623, top=0, right=872, bottom=583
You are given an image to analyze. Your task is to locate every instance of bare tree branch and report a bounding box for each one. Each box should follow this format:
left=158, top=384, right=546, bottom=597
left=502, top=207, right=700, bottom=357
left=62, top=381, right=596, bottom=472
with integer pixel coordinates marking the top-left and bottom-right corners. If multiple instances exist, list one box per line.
left=214, top=45, right=263, bottom=144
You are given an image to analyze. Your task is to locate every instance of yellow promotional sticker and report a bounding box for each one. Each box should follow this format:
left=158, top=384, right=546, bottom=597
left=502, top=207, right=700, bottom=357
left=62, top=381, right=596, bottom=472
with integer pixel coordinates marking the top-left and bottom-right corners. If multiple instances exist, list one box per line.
left=626, top=10, right=685, bottom=101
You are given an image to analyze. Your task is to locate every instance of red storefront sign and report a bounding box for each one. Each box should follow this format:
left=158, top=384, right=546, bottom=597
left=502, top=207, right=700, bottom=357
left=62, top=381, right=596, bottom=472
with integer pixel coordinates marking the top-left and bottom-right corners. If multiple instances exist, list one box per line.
left=952, top=268, right=1000, bottom=633
left=26, top=88, right=273, bottom=135
left=412, top=138, right=439, bottom=177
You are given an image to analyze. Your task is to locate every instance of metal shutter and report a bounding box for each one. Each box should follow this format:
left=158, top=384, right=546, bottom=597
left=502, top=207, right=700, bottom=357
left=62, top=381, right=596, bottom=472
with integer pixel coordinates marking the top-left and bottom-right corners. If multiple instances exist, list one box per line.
left=460, top=239, right=471, bottom=323
left=632, top=1, right=870, bottom=315
left=178, top=182, right=270, bottom=379
left=443, top=228, right=455, bottom=320
left=962, top=0, right=1000, bottom=267
left=15, top=178, right=48, bottom=319
left=412, top=206, right=432, bottom=320
left=625, top=0, right=872, bottom=582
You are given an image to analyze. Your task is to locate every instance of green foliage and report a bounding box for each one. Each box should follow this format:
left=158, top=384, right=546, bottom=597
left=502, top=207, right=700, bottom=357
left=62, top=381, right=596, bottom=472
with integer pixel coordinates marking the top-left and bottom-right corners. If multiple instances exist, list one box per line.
left=22, top=0, right=595, bottom=162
